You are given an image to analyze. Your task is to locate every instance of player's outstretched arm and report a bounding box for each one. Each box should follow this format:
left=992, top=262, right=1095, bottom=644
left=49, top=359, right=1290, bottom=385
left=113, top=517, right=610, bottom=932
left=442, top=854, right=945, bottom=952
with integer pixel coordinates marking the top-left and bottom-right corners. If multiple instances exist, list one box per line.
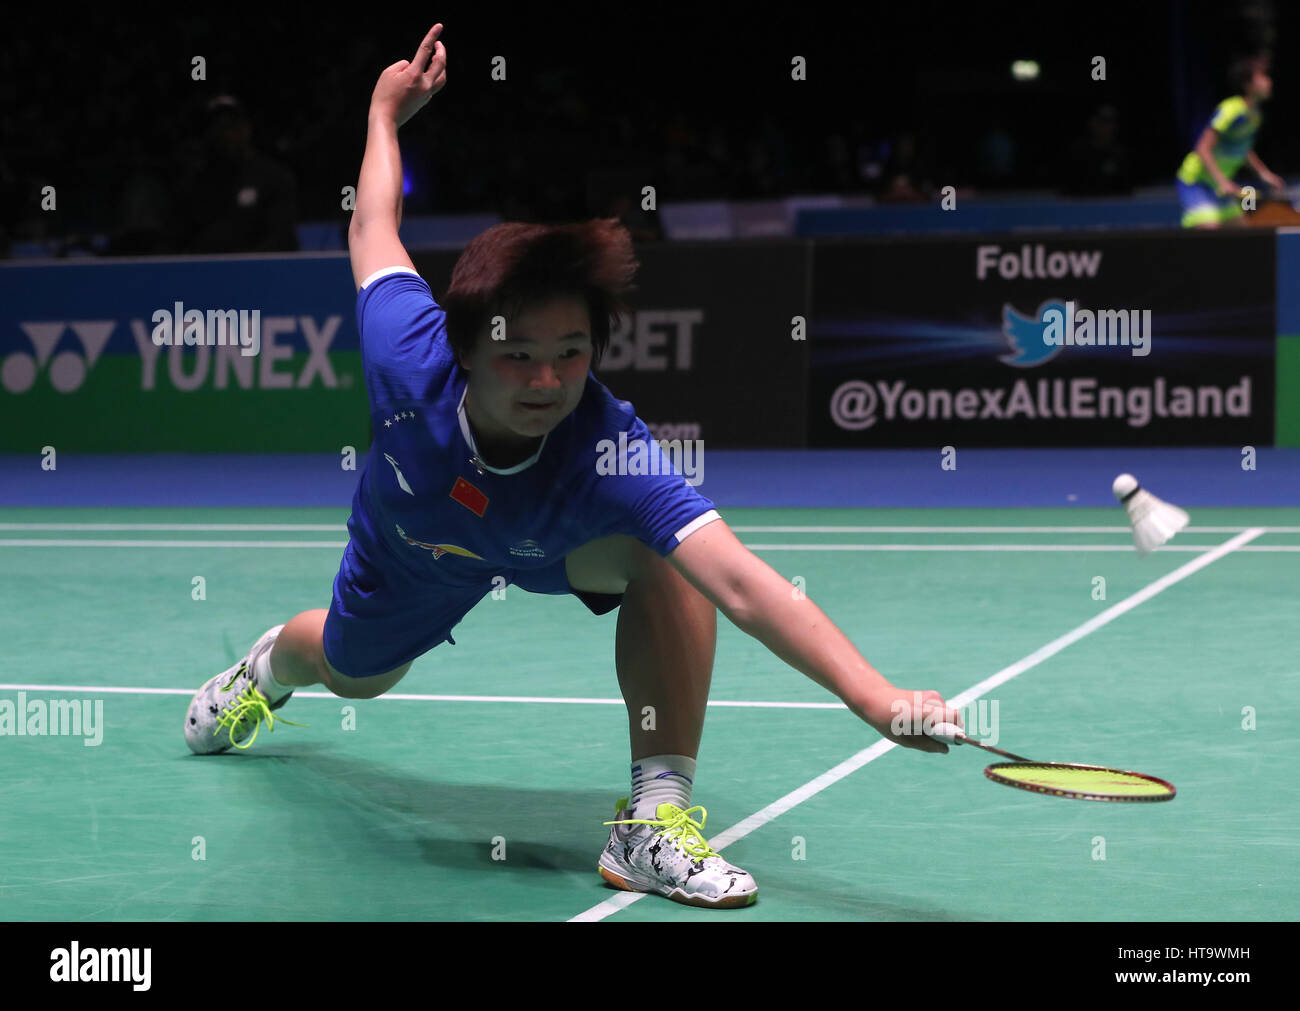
left=348, top=23, right=447, bottom=291
left=668, top=519, right=961, bottom=753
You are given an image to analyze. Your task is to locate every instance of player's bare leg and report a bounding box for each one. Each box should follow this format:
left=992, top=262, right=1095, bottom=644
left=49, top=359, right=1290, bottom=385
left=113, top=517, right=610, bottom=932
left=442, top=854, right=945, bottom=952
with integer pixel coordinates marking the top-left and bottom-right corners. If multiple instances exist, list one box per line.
left=185, top=609, right=411, bottom=753
left=614, top=550, right=717, bottom=760
left=568, top=533, right=755, bottom=907
left=566, top=535, right=716, bottom=758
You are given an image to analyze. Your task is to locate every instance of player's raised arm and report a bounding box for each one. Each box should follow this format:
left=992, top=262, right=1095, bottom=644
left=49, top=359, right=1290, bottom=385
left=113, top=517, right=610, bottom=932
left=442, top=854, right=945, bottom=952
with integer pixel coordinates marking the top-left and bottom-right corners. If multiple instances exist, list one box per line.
left=668, top=519, right=962, bottom=753
left=348, top=23, right=447, bottom=291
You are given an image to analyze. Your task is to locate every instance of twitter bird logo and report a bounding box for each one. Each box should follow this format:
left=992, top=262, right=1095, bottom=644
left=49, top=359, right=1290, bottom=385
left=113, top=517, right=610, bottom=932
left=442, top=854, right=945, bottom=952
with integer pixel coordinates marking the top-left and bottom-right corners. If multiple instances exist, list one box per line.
left=1001, top=300, right=1066, bottom=367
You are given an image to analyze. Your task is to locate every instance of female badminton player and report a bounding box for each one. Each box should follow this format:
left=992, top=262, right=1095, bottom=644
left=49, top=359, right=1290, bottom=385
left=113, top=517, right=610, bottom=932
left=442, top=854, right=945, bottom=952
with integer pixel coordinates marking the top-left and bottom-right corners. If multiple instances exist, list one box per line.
left=184, top=23, right=961, bottom=909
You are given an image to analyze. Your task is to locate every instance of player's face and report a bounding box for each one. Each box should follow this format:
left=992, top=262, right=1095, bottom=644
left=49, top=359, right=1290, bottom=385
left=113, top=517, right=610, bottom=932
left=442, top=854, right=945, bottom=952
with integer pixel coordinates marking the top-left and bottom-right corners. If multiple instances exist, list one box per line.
left=1252, top=69, right=1272, bottom=100
left=460, top=296, right=593, bottom=447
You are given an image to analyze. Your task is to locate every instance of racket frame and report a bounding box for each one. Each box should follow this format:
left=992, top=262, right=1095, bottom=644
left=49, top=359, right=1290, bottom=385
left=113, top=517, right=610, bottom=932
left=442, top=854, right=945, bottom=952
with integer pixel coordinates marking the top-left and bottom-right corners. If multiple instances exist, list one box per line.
left=983, top=761, right=1177, bottom=802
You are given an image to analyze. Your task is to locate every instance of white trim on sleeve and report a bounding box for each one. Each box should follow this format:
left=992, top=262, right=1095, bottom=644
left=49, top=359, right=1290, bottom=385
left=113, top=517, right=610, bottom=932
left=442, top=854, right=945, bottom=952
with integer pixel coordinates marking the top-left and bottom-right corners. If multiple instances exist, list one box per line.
left=672, top=509, right=721, bottom=547
left=360, top=266, right=421, bottom=290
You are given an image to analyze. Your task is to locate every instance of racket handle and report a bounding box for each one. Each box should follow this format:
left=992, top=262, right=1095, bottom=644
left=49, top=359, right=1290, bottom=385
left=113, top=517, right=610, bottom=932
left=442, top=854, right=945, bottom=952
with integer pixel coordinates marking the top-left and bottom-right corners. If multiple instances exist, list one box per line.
left=927, top=721, right=966, bottom=744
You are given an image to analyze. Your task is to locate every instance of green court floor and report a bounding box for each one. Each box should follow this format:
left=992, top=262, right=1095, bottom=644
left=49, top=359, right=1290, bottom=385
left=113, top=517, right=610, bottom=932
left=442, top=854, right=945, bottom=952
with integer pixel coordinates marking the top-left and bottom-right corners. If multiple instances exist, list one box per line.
left=2, top=506, right=1297, bottom=921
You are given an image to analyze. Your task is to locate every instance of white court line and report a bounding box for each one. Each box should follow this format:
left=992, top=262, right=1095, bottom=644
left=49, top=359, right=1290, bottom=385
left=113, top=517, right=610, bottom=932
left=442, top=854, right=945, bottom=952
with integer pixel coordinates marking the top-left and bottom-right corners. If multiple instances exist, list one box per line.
left=567, top=527, right=1267, bottom=923
left=1, top=523, right=1297, bottom=533
left=1, top=539, right=1298, bottom=552
left=0, top=684, right=846, bottom=709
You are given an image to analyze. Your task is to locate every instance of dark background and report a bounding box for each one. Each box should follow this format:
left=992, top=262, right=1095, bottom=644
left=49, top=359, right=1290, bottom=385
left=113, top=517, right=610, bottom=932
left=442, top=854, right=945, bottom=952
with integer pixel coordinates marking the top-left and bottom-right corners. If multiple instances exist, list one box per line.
left=1, top=1, right=1292, bottom=254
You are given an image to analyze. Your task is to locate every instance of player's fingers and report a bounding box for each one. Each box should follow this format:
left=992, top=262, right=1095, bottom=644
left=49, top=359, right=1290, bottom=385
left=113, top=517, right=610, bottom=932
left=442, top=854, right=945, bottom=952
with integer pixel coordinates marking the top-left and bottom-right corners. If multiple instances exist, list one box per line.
left=918, top=691, right=960, bottom=725
left=412, top=24, right=443, bottom=71
left=903, top=705, right=950, bottom=752
left=424, top=42, right=447, bottom=86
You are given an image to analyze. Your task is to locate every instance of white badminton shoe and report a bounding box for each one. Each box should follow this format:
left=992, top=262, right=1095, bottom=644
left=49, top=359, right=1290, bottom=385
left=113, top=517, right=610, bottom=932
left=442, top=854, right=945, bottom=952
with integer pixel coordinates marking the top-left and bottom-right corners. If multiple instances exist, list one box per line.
left=598, top=797, right=758, bottom=908
left=184, top=625, right=303, bottom=754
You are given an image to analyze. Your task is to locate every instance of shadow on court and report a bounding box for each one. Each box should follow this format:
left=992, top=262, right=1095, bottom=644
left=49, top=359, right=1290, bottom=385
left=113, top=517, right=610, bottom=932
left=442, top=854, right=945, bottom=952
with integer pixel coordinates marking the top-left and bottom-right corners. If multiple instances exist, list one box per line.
left=180, top=746, right=611, bottom=876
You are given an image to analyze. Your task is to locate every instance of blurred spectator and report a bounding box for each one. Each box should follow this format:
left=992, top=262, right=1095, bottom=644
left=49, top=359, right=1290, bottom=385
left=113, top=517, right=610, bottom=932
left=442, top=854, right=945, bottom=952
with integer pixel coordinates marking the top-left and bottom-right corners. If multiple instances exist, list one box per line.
left=704, top=125, right=734, bottom=196
left=1062, top=105, right=1133, bottom=195
left=751, top=118, right=791, bottom=196
left=824, top=133, right=856, bottom=192
left=171, top=96, right=299, bottom=253
left=856, top=136, right=889, bottom=191
left=977, top=119, right=1017, bottom=185
left=661, top=112, right=699, bottom=196
left=880, top=132, right=934, bottom=202
left=110, top=157, right=174, bottom=255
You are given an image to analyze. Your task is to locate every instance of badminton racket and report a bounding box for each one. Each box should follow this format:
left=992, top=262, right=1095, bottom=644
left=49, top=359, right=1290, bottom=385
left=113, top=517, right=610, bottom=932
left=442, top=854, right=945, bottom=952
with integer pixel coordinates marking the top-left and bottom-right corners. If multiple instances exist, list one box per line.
left=928, top=722, right=1175, bottom=802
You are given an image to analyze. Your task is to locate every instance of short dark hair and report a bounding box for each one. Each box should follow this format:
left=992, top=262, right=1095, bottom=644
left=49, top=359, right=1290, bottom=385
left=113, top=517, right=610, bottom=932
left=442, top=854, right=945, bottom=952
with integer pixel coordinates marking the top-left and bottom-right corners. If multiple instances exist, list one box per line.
left=441, top=218, right=639, bottom=368
left=1229, top=53, right=1269, bottom=94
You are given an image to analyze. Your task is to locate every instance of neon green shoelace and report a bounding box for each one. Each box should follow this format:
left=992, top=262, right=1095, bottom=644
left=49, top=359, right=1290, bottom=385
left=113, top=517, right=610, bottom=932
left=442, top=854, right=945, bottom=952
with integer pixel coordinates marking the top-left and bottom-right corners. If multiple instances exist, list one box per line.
left=215, top=684, right=306, bottom=750
left=604, top=804, right=721, bottom=861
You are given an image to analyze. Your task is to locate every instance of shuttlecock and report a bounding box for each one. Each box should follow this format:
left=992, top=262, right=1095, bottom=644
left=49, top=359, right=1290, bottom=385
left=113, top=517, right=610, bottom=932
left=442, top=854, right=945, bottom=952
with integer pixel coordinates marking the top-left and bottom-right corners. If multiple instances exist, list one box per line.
left=1112, top=473, right=1189, bottom=555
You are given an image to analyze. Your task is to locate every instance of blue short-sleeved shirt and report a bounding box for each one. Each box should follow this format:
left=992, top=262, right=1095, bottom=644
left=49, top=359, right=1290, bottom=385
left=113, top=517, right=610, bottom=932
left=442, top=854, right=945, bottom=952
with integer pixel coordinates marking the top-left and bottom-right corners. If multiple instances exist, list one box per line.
left=322, top=266, right=719, bottom=678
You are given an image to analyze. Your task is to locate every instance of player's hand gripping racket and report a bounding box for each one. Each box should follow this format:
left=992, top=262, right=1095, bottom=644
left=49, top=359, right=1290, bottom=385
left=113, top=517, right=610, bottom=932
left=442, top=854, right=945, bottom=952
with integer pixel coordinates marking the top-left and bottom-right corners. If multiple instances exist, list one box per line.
left=927, top=723, right=1176, bottom=802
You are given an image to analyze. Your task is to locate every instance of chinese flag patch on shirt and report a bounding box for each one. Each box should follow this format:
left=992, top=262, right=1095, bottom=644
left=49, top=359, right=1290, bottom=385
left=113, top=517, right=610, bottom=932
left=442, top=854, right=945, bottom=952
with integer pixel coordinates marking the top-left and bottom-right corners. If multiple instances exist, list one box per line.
left=450, top=476, right=489, bottom=517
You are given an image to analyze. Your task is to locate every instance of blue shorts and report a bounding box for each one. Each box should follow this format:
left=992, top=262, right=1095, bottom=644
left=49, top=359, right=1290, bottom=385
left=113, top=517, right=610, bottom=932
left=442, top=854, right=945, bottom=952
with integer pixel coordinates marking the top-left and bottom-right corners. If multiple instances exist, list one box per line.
left=322, top=537, right=623, bottom=679
left=1177, top=178, right=1243, bottom=227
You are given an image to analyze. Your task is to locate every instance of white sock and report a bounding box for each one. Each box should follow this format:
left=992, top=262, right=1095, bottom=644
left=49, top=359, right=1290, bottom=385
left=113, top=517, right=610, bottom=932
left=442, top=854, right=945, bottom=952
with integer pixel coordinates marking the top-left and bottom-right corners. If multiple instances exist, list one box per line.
left=251, top=628, right=292, bottom=704
left=629, top=754, right=697, bottom=820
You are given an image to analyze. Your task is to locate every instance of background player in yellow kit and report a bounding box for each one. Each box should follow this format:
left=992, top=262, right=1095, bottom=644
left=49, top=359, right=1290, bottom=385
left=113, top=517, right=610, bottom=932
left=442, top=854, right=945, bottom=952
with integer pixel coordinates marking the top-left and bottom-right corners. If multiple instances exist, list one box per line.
left=1177, top=53, right=1285, bottom=228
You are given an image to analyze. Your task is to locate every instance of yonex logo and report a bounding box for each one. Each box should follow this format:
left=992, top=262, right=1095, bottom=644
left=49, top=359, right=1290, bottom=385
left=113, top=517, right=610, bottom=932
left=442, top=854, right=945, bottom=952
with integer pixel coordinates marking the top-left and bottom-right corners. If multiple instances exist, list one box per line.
left=2, top=321, right=114, bottom=393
